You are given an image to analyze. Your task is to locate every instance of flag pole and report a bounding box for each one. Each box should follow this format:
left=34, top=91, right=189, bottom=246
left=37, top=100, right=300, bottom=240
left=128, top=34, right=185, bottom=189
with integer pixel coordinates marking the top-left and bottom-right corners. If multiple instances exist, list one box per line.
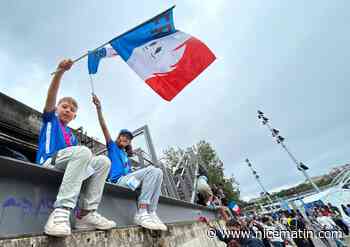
left=89, top=74, right=95, bottom=95
left=50, top=5, right=176, bottom=75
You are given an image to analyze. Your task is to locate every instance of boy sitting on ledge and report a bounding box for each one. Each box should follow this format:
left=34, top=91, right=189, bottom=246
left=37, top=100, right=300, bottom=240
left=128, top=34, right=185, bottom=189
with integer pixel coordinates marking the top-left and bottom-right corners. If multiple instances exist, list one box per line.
left=36, top=59, right=116, bottom=237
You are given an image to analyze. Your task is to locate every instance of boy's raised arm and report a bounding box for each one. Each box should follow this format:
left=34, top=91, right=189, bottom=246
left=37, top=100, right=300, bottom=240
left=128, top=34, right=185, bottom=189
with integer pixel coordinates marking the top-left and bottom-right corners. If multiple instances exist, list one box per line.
left=44, top=59, right=73, bottom=112
left=92, top=94, right=112, bottom=143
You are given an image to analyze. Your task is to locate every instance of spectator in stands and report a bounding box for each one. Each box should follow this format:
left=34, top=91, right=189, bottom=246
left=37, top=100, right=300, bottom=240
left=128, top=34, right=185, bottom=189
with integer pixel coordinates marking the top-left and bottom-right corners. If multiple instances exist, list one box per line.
left=207, top=195, right=232, bottom=221
left=280, top=212, right=289, bottom=227
left=217, top=183, right=226, bottom=200
left=210, top=195, right=223, bottom=208
left=316, top=210, right=338, bottom=229
left=296, top=209, right=305, bottom=221
left=201, top=217, right=265, bottom=247
left=196, top=165, right=213, bottom=206
left=327, top=203, right=349, bottom=235
left=92, top=94, right=166, bottom=231
left=241, top=221, right=267, bottom=247
left=251, top=218, right=271, bottom=247
left=196, top=191, right=208, bottom=206
left=287, top=211, right=314, bottom=247
left=316, top=210, right=347, bottom=247
left=257, top=216, right=285, bottom=247
left=37, top=59, right=115, bottom=237
left=275, top=216, right=294, bottom=247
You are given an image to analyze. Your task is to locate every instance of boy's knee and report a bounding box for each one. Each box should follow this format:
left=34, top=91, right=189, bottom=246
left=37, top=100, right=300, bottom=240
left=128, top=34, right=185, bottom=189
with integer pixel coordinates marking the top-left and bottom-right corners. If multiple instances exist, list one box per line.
left=97, top=155, right=111, bottom=169
left=75, top=146, right=92, bottom=160
left=152, top=167, right=163, bottom=177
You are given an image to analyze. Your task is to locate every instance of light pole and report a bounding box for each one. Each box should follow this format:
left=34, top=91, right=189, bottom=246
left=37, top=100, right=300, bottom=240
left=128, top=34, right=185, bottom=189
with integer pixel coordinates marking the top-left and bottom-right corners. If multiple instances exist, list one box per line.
left=245, top=158, right=275, bottom=207
left=257, top=110, right=320, bottom=193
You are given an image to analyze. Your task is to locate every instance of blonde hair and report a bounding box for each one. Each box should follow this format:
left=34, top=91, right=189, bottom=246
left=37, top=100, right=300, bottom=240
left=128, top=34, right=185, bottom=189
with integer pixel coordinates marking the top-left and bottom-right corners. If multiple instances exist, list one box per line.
left=58, top=97, right=78, bottom=110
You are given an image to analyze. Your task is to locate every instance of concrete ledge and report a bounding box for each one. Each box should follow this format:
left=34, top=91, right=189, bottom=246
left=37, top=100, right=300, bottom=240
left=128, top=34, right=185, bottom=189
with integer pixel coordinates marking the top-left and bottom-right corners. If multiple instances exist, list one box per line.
left=0, top=156, right=212, bottom=210
left=0, top=156, right=218, bottom=237
left=0, top=220, right=226, bottom=247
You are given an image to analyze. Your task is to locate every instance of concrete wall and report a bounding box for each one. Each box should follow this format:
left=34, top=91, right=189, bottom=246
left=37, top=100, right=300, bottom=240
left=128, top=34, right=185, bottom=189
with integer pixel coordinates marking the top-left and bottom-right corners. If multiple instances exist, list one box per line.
left=0, top=92, right=42, bottom=137
left=0, top=221, right=226, bottom=247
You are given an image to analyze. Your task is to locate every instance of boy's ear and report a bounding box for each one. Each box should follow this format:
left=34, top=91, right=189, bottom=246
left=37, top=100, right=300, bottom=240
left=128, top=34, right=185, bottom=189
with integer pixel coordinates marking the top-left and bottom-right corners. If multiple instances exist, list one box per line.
left=73, top=113, right=77, bottom=120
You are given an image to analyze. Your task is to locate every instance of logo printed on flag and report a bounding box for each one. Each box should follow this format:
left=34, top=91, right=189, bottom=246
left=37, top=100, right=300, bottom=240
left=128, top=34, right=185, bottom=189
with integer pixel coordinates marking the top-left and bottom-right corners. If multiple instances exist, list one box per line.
left=109, top=7, right=216, bottom=101
left=88, top=47, right=118, bottom=74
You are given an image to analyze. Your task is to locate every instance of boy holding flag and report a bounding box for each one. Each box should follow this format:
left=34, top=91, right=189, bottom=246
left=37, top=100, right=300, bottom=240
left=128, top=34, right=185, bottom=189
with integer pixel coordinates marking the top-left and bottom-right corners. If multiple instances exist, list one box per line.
left=37, top=59, right=116, bottom=237
left=92, top=94, right=167, bottom=231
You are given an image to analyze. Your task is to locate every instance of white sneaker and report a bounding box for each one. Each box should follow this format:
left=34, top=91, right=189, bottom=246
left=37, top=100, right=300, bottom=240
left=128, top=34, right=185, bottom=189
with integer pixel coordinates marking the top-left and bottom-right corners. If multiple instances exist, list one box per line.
left=150, top=212, right=168, bottom=231
left=134, top=212, right=159, bottom=230
left=75, top=211, right=116, bottom=230
left=44, top=208, right=71, bottom=237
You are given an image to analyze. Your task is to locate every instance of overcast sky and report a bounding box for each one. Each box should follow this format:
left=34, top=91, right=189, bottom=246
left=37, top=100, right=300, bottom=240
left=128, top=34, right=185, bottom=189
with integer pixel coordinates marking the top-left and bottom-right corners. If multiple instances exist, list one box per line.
left=1, top=1, right=350, bottom=200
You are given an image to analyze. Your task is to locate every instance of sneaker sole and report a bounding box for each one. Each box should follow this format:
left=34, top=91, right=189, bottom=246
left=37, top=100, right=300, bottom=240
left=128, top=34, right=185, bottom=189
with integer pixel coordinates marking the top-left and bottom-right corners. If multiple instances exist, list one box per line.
left=158, top=226, right=168, bottom=231
left=153, top=221, right=168, bottom=231
left=75, top=224, right=116, bottom=231
left=135, top=221, right=161, bottom=231
left=74, top=225, right=96, bottom=231
left=44, top=229, right=71, bottom=237
left=96, top=223, right=116, bottom=230
left=153, top=225, right=168, bottom=231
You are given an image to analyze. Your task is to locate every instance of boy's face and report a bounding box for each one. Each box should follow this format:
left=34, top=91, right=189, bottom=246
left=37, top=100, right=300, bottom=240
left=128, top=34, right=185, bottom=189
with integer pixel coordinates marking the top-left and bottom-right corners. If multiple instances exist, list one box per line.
left=116, top=134, right=131, bottom=148
left=57, top=101, right=77, bottom=124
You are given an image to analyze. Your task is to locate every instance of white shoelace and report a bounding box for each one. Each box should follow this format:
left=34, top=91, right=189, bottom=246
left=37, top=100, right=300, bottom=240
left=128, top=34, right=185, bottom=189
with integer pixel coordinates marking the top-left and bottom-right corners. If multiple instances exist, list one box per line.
left=151, top=214, right=162, bottom=224
left=91, top=212, right=109, bottom=224
left=139, top=213, right=154, bottom=223
left=53, top=210, right=70, bottom=224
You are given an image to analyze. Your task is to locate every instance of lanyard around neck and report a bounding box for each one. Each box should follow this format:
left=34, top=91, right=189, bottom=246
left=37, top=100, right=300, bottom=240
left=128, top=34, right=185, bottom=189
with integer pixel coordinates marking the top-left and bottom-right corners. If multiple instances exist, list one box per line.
left=59, top=121, right=72, bottom=146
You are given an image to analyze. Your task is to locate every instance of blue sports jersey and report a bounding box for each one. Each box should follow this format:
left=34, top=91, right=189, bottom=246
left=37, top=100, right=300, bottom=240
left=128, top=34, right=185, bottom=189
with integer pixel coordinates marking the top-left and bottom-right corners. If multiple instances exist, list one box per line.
left=36, top=111, right=78, bottom=165
left=107, top=140, right=131, bottom=183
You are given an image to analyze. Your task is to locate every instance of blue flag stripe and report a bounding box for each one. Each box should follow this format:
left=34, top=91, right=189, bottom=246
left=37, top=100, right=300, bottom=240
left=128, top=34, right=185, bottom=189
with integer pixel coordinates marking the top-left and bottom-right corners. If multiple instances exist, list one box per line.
left=110, top=8, right=176, bottom=62
left=88, top=48, right=107, bottom=74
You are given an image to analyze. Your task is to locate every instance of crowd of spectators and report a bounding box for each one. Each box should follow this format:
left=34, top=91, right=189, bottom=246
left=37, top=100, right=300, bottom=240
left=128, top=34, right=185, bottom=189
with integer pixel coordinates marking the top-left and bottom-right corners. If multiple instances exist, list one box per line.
left=200, top=201, right=350, bottom=247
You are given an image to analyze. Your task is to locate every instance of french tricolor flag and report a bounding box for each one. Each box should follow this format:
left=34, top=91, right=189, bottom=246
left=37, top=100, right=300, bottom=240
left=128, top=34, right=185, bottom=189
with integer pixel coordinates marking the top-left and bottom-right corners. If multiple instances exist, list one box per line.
left=89, top=6, right=216, bottom=101
left=228, top=201, right=241, bottom=215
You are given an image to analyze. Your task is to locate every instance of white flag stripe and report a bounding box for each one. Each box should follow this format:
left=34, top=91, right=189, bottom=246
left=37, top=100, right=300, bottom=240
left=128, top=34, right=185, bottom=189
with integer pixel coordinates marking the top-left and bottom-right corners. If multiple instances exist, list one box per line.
left=126, top=31, right=190, bottom=80
left=105, top=47, right=118, bottom=57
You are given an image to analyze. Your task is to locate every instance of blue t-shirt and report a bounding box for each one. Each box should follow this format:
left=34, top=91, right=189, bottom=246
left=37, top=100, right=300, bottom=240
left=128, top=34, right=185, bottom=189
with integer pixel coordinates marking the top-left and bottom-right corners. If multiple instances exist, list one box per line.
left=36, top=111, right=78, bottom=165
left=107, top=141, right=131, bottom=183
